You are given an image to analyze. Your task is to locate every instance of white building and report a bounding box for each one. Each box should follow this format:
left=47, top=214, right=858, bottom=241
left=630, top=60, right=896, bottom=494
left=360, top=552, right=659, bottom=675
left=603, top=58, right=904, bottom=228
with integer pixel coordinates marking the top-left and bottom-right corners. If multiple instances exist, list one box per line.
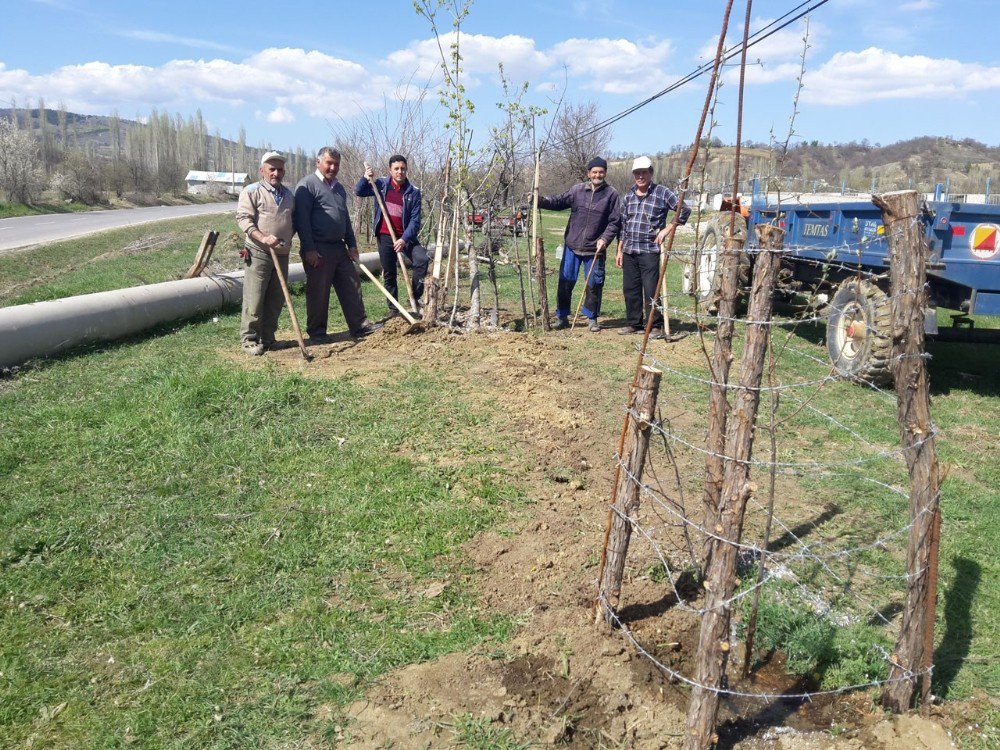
left=184, top=171, right=248, bottom=196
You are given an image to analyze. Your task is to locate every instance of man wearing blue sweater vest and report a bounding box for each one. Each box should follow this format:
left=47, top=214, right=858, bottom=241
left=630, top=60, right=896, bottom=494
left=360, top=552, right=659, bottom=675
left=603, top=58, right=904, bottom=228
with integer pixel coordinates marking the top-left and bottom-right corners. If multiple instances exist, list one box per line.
left=293, top=147, right=380, bottom=342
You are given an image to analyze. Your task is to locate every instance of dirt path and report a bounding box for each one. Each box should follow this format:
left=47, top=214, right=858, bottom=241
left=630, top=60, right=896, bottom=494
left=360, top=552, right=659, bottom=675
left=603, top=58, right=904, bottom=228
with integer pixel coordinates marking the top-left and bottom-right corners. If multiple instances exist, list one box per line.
left=263, top=319, right=968, bottom=749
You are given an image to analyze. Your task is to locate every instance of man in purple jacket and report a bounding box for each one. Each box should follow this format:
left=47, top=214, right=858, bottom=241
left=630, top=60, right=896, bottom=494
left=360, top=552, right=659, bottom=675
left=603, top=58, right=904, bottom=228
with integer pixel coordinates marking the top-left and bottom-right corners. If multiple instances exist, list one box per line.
left=539, top=157, right=622, bottom=332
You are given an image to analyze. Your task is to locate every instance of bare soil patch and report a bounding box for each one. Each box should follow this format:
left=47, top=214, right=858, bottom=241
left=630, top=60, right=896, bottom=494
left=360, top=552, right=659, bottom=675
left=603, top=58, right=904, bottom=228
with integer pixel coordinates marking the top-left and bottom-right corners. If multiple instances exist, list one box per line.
left=260, top=319, right=969, bottom=748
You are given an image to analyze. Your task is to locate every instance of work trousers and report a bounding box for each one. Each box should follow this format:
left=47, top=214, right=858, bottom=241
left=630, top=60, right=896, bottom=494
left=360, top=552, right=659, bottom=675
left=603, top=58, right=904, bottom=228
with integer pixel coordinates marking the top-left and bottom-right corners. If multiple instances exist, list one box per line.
left=376, top=234, right=429, bottom=312
left=621, top=251, right=664, bottom=330
left=303, top=245, right=367, bottom=337
left=556, top=246, right=605, bottom=320
left=241, top=247, right=289, bottom=345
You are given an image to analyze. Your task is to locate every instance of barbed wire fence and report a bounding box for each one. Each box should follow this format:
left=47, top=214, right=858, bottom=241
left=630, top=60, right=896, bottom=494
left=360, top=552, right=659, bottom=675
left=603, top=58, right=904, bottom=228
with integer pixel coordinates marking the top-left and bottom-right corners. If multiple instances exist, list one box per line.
left=592, top=191, right=941, bottom=748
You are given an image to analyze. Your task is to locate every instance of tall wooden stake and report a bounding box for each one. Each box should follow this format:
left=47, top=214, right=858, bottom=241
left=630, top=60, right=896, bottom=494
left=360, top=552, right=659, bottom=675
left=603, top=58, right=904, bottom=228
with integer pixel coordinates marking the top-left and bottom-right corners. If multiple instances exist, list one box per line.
left=701, top=215, right=746, bottom=573
left=442, top=207, right=459, bottom=296
left=425, top=155, right=452, bottom=325
left=530, top=134, right=549, bottom=329
left=875, top=189, right=942, bottom=713
left=684, top=224, right=783, bottom=750
left=596, top=365, right=662, bottom=622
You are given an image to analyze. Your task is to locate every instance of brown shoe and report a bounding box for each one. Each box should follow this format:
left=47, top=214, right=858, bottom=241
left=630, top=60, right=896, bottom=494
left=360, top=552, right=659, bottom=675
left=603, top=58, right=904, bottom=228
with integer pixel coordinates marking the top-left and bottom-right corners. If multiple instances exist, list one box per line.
left=618, top=325, right=640, bottom=335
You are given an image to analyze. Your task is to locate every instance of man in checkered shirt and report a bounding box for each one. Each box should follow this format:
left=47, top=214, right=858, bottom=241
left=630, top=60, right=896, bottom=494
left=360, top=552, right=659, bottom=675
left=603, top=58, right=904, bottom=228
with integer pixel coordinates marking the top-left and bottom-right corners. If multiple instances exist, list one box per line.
left=616, top=156, right=691, bottom=339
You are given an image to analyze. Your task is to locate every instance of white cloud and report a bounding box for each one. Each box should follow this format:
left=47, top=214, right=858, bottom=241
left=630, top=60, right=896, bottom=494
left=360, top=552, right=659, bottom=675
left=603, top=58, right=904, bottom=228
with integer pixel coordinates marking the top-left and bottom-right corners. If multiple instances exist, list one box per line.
left=265, top=106, right=295, bottom=124
left=0, top=48, right=402, bottom=121
left=802, top=47, right=1000, bottom=105
left=900, top=0, right=938, bottom=10
left=384, top=32, right=548, bottom=86
left=548, top=38, right=674, bottom=95
left=384, top=32, right=676, bottom=95
left=0, top=31, right=681, bottom=131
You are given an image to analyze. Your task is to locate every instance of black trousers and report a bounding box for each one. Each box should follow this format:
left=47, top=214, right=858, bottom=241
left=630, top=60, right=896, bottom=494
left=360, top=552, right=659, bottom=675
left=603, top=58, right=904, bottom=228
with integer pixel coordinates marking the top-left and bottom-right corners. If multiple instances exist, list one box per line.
left=303, top=245, right=367, bottom=337
left=621, top=251, right=663, bottom=330
left=377, top=234, right=429, bottom=311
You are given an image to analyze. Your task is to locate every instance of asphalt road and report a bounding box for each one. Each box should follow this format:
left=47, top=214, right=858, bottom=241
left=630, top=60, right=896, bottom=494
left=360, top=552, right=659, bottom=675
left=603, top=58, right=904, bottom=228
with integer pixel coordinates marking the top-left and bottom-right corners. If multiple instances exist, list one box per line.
left=0, top=202, right=235, bottom=255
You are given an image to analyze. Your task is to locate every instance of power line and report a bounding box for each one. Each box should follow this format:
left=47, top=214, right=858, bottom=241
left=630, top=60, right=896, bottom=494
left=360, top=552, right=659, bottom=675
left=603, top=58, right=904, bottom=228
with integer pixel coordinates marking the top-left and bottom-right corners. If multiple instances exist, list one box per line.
left=549, top=0, right=833, bottom=150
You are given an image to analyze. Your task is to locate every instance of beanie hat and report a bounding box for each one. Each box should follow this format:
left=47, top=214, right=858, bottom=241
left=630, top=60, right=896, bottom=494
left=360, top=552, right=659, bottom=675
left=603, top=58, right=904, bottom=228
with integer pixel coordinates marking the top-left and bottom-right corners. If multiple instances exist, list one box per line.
left=587, top=157, right=608, bottom=171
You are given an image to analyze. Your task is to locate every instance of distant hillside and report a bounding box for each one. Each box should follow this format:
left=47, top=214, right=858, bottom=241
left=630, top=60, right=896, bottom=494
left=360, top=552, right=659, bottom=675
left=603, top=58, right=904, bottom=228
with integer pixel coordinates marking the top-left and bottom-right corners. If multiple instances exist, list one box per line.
left=0, top=107, right=243, bottom=166
left=624, top=137, right=1000, bottom=197
left=5, top=106, right=998, bottom=200
left=0, top=107, right=314, bottom=199
left=0, top=107, right=122, bottom=151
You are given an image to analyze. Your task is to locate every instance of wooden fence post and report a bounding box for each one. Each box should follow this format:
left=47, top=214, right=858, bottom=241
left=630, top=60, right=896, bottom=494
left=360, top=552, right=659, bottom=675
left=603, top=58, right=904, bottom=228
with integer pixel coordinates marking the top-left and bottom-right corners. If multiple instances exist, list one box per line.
left=874, top=190, right=942, bottom=712
left=596, top=365, right=663, bottom=623
left=535, top=237, right=551, bottom=331
left=684, top=224, right=783, bottom=750
left=701, top=214, right=747, bottom=573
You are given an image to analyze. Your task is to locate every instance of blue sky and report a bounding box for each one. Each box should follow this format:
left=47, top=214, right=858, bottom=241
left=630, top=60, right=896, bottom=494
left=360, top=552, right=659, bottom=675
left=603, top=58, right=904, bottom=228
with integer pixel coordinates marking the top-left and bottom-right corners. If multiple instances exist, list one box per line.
left=2, top=0, right=998, bottom=158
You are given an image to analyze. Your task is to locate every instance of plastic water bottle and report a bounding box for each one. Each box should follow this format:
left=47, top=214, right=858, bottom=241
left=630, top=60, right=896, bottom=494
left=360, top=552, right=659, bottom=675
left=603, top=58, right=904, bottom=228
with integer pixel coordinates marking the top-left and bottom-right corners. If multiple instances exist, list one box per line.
left=555, top=243, right=564, bottom=260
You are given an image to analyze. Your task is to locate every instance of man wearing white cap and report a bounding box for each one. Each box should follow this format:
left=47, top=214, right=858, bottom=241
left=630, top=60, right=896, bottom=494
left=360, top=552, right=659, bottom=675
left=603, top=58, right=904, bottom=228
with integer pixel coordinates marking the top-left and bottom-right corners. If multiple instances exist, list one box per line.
left=236, top=151, right=296, bottom=355
left=616, top=156, right=690, bottom=339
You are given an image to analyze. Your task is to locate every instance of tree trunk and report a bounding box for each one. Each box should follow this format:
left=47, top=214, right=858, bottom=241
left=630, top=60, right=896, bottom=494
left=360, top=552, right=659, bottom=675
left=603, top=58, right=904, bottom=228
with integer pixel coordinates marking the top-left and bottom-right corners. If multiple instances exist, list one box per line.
left=874, top=190, right=942, bottom=713
left=684, top=224, right=783, bottom=750
left=535, top=237, right=551, bottom=331
left=466, top=226, right=480, bottom=330
left=596, top=365, right=663, bottom=622
left=701, top=213, right=746, bottom=573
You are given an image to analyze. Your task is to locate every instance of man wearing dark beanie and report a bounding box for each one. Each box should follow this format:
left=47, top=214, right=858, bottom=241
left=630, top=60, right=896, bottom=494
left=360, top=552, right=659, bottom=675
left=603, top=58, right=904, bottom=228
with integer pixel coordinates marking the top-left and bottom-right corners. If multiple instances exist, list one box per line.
left=538, top=156, right=622, bottom=331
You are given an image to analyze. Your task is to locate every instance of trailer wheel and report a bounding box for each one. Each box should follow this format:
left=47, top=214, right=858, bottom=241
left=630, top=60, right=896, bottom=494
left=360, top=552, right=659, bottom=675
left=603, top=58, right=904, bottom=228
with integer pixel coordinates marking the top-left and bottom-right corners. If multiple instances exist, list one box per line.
left=688, top=215, right=748, bottom=309
left=826, top=280, right=892, bottom=384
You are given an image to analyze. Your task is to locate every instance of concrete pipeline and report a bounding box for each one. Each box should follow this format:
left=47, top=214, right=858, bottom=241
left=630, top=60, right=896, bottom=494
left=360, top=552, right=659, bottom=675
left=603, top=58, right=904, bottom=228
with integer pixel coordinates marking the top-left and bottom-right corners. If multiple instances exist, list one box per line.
left=0, top=253, right=382, bottom=368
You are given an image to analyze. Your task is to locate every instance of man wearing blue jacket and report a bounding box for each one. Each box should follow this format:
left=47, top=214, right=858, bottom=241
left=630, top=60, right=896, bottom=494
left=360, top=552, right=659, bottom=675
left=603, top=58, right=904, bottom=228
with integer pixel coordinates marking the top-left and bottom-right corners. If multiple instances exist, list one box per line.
left=538, top=157, right=622, bottom=332
left=355, top=155, right=429, bottom=315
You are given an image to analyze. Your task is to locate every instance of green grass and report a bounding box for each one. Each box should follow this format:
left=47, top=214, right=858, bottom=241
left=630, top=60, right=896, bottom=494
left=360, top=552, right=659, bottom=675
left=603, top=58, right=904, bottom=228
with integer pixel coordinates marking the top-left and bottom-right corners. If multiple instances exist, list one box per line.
left=0, top=201, right=98, bottom=219
left=1, top=314, right=521, bottom=748
left=0, top=216, right=248, bottom=307
left=449, top=713, right=530, bottom=749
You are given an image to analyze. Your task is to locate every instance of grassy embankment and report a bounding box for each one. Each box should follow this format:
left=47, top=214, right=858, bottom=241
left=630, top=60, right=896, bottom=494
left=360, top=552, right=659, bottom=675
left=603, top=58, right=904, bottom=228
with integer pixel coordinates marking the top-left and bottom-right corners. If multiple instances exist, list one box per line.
left=0, top=193, right=234, bottom=220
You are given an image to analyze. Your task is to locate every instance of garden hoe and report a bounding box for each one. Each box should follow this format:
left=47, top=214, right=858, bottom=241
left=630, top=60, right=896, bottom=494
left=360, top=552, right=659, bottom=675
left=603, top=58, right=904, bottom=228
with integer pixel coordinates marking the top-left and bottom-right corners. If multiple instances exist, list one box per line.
left=570, top=246, right=605, bottom=331
left=266, top=242, right=312, bottom=362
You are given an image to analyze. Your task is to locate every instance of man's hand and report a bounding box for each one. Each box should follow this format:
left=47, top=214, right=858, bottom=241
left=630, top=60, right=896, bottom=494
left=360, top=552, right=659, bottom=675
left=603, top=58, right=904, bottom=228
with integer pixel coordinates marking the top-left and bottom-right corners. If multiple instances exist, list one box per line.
left=347, top=246, right=359, bottom=262
left=596, top=238, right=607, bottom=253
left=259, top=232, right=283, bottom=250
left=655, top=224, right=676, bottom=247
left=615, top=247, right=624, bottom=269
left=364, top=165, right=375, bottom=182
left=303, top=249, right=321, bottom=267
left=393, top=238, right=406, bottom=253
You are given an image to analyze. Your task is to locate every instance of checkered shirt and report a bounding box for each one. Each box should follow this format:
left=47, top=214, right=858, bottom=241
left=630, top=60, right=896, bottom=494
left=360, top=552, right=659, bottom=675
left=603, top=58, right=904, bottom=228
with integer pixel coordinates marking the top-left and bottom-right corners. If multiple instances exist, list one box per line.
left=620, top=183, right=690, bottom=254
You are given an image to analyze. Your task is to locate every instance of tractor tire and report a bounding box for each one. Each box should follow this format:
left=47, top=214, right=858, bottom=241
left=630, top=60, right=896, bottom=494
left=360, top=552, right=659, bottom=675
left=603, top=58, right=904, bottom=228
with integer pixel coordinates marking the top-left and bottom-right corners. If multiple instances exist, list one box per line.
left=686, top=215, right=749, bottom=309
left=826, top=279, right=892, bottom=384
